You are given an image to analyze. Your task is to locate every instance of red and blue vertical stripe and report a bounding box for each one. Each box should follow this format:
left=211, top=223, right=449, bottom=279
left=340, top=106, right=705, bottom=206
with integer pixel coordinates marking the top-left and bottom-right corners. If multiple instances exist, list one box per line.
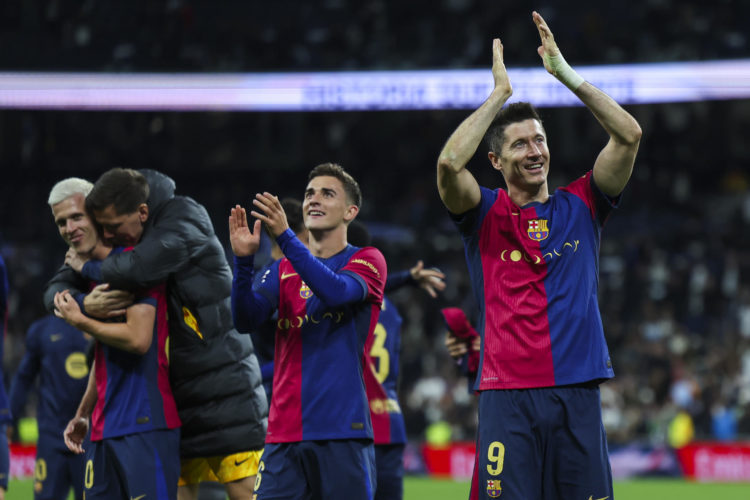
left=453, top=171, right=616, bottom=391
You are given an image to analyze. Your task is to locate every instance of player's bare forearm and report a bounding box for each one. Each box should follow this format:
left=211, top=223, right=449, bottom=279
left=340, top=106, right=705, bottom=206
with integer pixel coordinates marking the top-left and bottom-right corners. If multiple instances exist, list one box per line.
left=437, top=38, right=511, bottom=213
left=75, top=303, right=155, bottom=355
left=534, top=10, right=642, bottom=195
left=437, top=87, right=510, bottom=175
left=437, top=89, right=508, bottom=213
left=574, top=83, right=642, bottom=195
left=575, top=83, right=642, bottom=148
left=84, top=283, right=134, bottom=319
left=76, top=367, right=97, bottom=419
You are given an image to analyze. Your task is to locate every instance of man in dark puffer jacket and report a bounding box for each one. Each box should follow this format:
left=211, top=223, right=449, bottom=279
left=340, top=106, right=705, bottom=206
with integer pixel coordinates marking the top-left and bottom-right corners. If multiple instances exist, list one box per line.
left=44, top=168, right=267, bottom=500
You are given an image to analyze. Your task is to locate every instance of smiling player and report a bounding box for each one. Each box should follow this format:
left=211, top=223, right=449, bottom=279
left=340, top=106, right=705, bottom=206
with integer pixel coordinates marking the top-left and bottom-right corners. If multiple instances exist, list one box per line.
left=436, top=11, right=642, bottom=500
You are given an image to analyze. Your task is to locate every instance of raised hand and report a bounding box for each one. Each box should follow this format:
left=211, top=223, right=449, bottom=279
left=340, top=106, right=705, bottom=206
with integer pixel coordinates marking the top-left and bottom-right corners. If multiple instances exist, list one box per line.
left=229, top=205, right=262, bottom=257
left=409, top=260, right=447, bottom=298
left=251, top=193, right=290, bottom=239
left=533, top=11, right=583, bottom=91
left=491, top=38, right=512, bottom=97
left=533, top=10, right=561, bottom=66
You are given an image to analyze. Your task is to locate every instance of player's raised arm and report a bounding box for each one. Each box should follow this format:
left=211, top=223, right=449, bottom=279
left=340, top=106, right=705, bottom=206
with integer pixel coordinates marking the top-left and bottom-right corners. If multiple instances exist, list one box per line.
left=229, top=203, right=277, bottom=332
left=229, top=204, right=263, bottom=257
left=533, top=10, right=641, bottom=197
left=437, top=38, right=513, bottom=215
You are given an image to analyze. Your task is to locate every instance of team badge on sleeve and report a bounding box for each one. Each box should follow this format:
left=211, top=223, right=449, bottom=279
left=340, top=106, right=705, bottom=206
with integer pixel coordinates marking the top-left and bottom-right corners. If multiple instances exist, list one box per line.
left=527, top=219, right=549, bottom=241
left=486, top=479, right=502, bottom=497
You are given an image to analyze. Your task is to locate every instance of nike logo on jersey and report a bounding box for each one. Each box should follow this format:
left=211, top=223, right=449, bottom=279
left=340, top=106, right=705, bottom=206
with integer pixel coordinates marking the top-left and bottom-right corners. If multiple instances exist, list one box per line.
left=131, top=495, right=146, bottom=500
left=588, top=496, right=609, bottom=500
left=234, top=457, right=249, bottom=466
left=281, top=272, right=298, bottom=280
left=50, top=334, right=63, bottom=342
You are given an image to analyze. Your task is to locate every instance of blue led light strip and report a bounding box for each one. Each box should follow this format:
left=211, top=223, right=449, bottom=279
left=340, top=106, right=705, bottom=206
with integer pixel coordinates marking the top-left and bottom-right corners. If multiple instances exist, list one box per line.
left=0, top=59, right=748, bottom=111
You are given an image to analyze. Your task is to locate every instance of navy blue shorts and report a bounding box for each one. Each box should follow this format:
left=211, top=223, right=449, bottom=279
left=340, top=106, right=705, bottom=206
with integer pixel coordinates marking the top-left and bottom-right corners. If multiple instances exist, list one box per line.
left=471, top=384, right=613, bottom=500
left=33, top=431, right=85, bottom=500
left=84, top=428, right=180, bottom=500
left=374, top=444, right=404, bottom=500
left=254, top=440, right=376, bottom=500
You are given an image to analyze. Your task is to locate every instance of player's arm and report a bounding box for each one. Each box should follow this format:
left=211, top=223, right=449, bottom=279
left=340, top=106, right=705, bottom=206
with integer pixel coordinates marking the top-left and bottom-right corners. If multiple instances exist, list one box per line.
left=229, top=205, right=277, bottom=331
left=386, top=261, right=446, bottom=298
left=43, top=265, right=86, bottom=313
left=44, top=264, right=133, bottom=319
left=64, top=364, right=96, bottom=454
left=8, top=322, right=43, bottom=428
left=437, top=38, right=513, bottom=215
left=533, top=11, right=641, bottom=197
left=79, top=203, right=193, bottom=290
left=54, top=291, right=154, bottom=355
left=251, top=193, right=373, bottom=307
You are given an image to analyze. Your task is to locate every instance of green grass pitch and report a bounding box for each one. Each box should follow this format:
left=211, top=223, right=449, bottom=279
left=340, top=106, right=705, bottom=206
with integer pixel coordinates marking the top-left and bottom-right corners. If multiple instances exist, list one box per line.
left=6, top=477, right=750, bottom=499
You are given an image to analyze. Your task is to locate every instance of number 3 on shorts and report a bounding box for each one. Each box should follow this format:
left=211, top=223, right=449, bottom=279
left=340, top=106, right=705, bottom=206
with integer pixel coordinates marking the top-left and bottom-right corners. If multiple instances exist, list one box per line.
left=486, top=441, right=505, bottom=476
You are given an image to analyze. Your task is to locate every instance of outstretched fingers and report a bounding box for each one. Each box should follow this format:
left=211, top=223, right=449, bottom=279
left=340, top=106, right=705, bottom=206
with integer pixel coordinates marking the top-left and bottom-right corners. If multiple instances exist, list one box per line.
left=229, top=205, right=246, bottom=233
left=490, top=38, right=512, bottom=95
left=532, top=11, right=550, bottom=38
left=251, top=192, right=289, bottom=238
left=492, top=38, right=504, bottom=63
left=532, top=11, right=558, bottom=58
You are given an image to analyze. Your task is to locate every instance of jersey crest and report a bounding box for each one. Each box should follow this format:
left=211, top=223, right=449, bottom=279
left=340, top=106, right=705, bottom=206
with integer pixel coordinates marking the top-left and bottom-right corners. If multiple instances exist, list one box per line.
left=299, top=282, right=313, bottom=299
left=486, top=479, right=502, bottom=498
left=527, top=219, right=549, bottom=241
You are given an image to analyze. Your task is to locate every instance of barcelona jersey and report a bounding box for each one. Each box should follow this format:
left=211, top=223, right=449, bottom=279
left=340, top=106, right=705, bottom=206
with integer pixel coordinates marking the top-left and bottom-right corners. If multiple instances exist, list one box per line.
left=452, top=171, right=616, bottom=390
left=253, top=245, right=386, bottom=443
left=364, top=296, right=407, bottom=445
left=90, top=277, right=180, bottom=440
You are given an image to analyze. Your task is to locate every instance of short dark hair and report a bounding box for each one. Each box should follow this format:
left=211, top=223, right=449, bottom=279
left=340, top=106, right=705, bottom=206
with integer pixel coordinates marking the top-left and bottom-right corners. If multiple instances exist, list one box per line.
left=484, top=102, right=544, bottom=153
left=282, top=198, right=305, bottom=234
left=86, top=168, right=150, bottom=215
left=264, top=197, right=305, bottom=238
left=308, top=163, right=362, bottom=208
left=347, top=220, right=371, bottom=247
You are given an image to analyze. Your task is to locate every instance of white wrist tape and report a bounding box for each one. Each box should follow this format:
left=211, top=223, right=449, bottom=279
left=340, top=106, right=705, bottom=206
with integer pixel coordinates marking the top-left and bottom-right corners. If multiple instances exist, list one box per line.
left=543, top=52, right=584, bottom=91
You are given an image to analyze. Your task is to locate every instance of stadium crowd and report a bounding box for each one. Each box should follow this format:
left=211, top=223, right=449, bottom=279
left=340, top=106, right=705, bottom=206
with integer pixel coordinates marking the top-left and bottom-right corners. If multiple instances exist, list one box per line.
left=1, top=0, right=749, bottom=469
left=1, top=0, right=747, bottom=71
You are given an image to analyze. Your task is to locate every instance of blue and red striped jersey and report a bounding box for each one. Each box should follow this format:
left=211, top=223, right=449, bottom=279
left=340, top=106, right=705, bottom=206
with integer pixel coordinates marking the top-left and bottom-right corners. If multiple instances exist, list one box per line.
left=364, top=296, right=407, bottom=445
left=452, top=171, right=616, bottom=390
left=253, top=245, right=386, bottom=443
left=90, top=249, right=180, bottom=441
